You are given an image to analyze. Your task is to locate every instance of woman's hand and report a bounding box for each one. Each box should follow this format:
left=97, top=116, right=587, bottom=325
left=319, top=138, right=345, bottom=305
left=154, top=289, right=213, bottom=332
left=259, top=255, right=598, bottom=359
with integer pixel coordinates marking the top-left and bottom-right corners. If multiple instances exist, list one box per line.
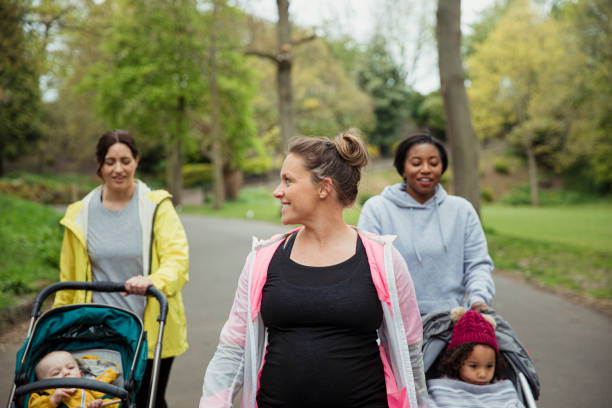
left=123, top=275, right=154, bottom=296
left=470, top=301, right=490, bottom=312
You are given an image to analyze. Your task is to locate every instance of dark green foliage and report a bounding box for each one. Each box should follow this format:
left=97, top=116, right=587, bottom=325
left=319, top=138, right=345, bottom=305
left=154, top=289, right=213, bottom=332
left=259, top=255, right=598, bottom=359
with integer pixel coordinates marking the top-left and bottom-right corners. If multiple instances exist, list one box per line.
left=0, top=172, right=97, bottom=204
left=481, top=187, right=494, bottom=203
left=493, top=158, right=511, bottom=175
left=357, top=35, right=413, bottom=155
left=0, top=0, right=43, bottom=175
left=413, top=91, right=447, bottom=141
left=183, top=163, right=212, bottom=188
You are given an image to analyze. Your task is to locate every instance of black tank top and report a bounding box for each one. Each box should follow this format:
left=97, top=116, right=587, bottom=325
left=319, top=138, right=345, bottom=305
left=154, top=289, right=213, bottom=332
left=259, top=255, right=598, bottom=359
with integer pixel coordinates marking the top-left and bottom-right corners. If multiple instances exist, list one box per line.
left=257, top=233, right=388, bottom=408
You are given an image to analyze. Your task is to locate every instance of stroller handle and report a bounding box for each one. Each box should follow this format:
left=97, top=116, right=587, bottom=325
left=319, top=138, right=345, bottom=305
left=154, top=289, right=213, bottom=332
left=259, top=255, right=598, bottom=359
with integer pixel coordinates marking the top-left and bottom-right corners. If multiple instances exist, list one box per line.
left=13, top=377, right=128, bottom=401
left=32, top=281, right=168, bottom=323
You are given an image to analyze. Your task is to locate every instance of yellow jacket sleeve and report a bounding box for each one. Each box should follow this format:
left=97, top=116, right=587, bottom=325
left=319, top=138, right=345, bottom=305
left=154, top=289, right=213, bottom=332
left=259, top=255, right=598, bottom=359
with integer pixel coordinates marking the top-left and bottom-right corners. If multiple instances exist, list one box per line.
left=148, top=199, right=189, bottom=297
left=54, top=228, right=79, bottom=307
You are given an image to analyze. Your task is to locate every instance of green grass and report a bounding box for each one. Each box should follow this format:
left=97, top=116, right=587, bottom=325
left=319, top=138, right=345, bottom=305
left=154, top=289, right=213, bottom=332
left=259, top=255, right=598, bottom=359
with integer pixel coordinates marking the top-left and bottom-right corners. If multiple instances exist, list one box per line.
left=0, top=196, right=63, bottom=309
left=482, top=203, right=612, bottom=252
left=182, top=187, right=283, bottom=223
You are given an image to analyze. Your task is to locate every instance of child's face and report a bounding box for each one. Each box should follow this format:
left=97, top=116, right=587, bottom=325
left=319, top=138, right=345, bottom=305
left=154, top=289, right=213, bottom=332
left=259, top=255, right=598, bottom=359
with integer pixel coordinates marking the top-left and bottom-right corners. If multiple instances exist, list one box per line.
left=37, top=351, right=82, bottom=379
left=459, top=344, right=496, bottom=385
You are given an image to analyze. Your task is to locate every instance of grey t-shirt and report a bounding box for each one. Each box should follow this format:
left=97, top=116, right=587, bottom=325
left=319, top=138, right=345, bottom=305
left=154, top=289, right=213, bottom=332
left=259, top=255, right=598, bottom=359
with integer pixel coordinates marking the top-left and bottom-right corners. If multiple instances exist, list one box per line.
left=88, top=186, right=146, bottom=319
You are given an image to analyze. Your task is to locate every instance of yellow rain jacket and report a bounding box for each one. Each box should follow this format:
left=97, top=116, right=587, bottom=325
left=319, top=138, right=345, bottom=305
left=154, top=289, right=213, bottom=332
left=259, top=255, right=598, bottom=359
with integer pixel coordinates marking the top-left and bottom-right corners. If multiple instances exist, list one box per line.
left=28, top=366, right=119, bottom=408
left=54, top=181, right=189, bottom=359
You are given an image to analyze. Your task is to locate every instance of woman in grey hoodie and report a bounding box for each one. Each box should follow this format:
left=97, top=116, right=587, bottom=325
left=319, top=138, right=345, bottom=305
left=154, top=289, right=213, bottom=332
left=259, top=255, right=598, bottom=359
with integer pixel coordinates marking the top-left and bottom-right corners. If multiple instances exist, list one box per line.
left=357, top=133, right=494, bottom=315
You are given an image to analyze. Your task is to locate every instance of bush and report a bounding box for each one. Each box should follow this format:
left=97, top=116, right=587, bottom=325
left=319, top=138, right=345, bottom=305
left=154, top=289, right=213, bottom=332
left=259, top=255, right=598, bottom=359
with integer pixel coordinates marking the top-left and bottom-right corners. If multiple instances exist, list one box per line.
left=183, top=163, right=212, bottom=188
left=183, top=157, right=274, bottom=189
left=367, top=144, right=381, bottom=159
left=243, top=156, right=273, bottom=176
left=0, top=174, right=97, bottom=204
left=481, top=187, right=494, bottom=203
left=493, top=158, right=511, bottom=175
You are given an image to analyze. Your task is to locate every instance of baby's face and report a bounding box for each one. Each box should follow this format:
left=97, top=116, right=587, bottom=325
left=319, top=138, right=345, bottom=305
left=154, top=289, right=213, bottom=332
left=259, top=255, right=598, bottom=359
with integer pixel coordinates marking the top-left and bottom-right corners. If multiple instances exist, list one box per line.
left=459, top=344, right=496, bottom=385
left=37, top=351, right=82, bottom=379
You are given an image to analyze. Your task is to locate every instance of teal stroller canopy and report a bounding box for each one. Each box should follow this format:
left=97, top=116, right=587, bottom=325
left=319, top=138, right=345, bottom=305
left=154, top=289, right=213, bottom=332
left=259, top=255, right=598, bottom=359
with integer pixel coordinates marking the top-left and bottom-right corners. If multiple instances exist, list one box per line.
left=15, top=304, right=148, bottom=386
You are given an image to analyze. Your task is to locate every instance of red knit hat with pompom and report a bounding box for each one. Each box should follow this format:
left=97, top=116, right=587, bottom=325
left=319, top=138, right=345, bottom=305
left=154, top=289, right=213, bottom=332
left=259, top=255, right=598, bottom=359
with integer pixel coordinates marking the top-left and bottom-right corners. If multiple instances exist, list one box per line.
left=448, top=309, right=499, bottom=353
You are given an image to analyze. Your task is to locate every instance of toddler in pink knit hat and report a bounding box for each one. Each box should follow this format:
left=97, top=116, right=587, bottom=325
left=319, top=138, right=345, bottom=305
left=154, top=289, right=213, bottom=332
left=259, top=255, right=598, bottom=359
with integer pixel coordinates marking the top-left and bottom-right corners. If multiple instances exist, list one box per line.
left=427, top=309, right=527, bottom=407
left=439, top=308, right=504, bottom=385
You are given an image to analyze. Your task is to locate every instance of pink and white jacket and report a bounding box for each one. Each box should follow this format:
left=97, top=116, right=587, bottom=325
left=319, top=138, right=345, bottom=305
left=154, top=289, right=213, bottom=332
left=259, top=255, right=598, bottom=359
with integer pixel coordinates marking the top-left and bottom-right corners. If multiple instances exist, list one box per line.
left=199, top=228, right=428, bottom=408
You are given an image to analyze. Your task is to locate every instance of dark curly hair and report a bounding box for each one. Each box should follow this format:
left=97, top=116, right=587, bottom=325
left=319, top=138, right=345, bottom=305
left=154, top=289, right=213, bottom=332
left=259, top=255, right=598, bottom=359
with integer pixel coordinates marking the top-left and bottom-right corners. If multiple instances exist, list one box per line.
left=438, top=342, right=506, bottom=383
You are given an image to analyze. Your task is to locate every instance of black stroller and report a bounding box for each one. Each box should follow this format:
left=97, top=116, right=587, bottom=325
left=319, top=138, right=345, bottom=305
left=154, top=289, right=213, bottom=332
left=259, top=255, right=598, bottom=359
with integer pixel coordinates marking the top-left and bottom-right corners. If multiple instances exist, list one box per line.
left=7, top=281, right=168, bottom=408
left=422, top=308, right=540, bottom=408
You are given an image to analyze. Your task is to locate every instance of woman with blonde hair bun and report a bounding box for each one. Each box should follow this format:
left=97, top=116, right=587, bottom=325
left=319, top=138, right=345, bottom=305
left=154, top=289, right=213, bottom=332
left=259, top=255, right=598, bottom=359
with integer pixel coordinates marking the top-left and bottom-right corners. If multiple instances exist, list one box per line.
left=200, top=129, right=427, bottom=408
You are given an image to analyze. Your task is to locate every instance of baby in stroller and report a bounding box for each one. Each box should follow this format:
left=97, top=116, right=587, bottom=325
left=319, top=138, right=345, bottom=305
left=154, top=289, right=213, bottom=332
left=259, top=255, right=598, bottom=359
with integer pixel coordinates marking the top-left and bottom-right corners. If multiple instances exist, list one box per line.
left=423, top=308, right=539, bottom=408
left=29, top=350, right=119, bottom=408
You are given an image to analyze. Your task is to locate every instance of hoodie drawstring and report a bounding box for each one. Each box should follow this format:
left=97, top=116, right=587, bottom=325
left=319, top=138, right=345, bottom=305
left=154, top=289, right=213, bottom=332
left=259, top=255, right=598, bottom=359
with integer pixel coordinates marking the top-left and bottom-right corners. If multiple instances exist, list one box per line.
left=434, top=196, right=448, bottom=252
left=410, top=207, right=423, bottom=264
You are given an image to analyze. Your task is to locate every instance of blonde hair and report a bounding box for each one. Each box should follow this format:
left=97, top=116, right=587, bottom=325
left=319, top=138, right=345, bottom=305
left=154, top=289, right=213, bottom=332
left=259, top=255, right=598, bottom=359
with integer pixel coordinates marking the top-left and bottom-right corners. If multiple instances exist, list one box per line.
left=288, top=128, right=369, bottom=206
left=35, top=351, right=79, bottom=379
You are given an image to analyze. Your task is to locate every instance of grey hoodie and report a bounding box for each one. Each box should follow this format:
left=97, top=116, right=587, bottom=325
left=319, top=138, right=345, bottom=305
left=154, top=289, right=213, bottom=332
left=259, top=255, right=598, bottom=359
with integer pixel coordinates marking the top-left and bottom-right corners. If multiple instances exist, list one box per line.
left=358, top=183, right=494, bottom=314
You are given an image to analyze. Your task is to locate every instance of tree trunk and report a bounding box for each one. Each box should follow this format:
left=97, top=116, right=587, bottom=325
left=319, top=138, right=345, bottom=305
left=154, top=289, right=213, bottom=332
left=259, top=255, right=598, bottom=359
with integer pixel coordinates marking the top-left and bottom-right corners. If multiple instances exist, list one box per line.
left=276, top=0, right=295, bottom=153
left=209, top=0, right=225, bottom=209
left=223, top=166, right=243, bottom=200
left=436, top=0, right=481, bottom=215
left=524, top=135, right=540, bottom=206
left=166, top=136, right=183, bottom=205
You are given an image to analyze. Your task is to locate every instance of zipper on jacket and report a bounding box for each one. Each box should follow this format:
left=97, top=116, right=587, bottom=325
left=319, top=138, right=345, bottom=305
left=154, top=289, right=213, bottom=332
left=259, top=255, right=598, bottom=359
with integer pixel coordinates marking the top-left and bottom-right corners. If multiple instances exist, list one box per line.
left=148, top=197, right=169, bottom=276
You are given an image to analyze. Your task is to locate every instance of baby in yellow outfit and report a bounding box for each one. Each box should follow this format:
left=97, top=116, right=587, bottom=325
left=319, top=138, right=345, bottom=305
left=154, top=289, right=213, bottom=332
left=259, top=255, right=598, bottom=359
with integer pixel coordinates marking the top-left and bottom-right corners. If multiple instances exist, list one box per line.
left=28, top=351, right=119, bottom=408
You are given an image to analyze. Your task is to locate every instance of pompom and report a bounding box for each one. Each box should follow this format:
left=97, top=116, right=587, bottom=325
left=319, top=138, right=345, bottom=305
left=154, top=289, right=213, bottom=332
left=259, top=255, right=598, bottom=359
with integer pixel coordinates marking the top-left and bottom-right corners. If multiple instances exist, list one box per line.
left=450, top=306, right=466, bottom=323
left=482, top=313, right=497, bottom=329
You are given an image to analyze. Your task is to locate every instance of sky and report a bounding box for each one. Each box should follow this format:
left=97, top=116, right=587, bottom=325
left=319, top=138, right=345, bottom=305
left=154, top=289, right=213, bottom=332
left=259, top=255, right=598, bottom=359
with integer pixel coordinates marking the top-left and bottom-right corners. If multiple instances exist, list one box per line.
left=240, top=0, right=496, bottom=93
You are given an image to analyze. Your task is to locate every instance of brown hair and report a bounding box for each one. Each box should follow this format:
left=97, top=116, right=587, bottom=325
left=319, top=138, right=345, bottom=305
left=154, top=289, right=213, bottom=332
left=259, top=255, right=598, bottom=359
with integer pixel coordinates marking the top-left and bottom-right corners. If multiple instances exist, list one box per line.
left=288, top=128, right=369, bottom=207
left=95, top=130, right=140, bottom=178
left=439, top=342, right=506, bottom=382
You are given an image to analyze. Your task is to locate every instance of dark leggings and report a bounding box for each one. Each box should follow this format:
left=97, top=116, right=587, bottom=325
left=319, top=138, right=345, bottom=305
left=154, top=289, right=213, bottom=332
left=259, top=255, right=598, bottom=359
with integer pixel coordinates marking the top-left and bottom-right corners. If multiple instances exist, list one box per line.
left=135, top=357, right=174, bottom=408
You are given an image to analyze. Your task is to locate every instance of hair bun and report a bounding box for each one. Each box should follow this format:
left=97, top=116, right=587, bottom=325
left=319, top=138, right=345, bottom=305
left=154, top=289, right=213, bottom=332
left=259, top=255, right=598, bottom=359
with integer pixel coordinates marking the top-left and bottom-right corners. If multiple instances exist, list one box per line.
left=333, top=128, right=369, bottom=169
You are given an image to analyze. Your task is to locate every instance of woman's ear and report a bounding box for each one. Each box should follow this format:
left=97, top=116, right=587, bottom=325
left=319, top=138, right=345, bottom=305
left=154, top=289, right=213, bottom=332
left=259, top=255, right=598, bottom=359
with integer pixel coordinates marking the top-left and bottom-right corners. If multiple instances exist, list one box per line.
left=319, top=178, right=333, bottom=199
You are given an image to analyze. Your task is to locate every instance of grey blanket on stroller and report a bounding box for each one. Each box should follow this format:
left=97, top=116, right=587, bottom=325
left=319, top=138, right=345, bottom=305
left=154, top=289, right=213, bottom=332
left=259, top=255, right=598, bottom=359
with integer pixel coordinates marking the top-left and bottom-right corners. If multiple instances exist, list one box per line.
left=422, top=310, right=540, bottom=401
left=427, top=378, right=525, bottom=408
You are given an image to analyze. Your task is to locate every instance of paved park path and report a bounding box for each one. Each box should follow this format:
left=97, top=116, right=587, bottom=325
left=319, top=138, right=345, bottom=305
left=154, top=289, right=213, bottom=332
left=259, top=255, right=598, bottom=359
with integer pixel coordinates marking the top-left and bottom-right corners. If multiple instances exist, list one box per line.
left=3, top=215, right=611, bottom=407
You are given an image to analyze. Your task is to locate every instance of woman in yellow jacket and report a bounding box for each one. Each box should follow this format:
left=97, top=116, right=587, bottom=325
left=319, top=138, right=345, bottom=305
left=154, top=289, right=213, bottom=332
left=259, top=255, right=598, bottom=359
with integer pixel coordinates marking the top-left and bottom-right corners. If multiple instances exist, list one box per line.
left=54, top=130, right=189, bottom=408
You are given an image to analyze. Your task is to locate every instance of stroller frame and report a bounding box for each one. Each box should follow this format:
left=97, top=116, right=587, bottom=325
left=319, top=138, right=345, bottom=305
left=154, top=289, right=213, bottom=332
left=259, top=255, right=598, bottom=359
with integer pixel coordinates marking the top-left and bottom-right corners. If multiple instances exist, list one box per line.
left=7, top=281, right=169, bottom=408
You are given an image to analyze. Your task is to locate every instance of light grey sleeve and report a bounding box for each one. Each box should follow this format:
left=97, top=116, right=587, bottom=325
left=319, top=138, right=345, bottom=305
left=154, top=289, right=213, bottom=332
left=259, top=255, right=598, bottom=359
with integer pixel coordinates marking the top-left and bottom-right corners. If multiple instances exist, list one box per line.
left=200, top=343, right=244, bottom=407
left=357, top=198, right=383, bottom=235
left=409, top=341, right=430, bottom=407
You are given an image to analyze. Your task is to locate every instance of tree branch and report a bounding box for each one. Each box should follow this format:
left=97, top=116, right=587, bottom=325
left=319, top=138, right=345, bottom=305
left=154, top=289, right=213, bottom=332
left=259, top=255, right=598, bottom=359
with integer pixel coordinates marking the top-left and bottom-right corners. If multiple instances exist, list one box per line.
left=244, top=50, right=279, bottom=63
left=290, top=33, right=316, bottom=47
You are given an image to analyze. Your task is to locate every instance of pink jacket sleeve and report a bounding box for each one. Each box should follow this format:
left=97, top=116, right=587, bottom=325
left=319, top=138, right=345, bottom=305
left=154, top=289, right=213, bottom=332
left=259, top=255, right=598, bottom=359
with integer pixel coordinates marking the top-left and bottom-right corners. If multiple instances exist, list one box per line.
left=200, top=252, right=254, bottom=407
left=391, top=246, right=423, bottom=345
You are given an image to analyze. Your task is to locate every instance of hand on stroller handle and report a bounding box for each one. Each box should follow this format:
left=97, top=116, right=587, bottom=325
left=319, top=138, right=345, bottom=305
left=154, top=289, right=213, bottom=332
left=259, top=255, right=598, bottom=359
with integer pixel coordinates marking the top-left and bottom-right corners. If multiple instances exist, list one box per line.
left=31, top=281, right=168, bottom=323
